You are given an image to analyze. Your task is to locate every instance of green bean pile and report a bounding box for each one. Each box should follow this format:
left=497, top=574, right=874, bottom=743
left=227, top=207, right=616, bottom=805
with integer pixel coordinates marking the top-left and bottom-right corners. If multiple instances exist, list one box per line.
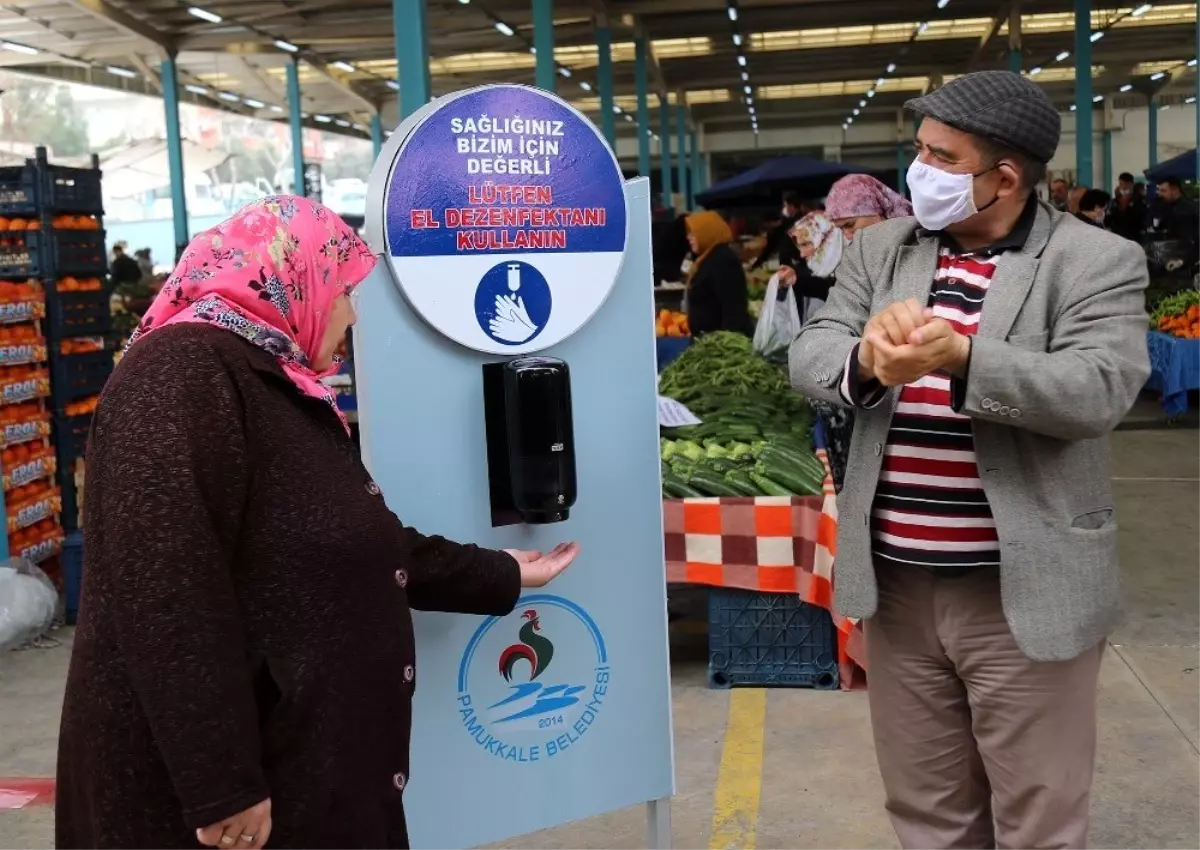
left=658, top=331, right=788, bottom=404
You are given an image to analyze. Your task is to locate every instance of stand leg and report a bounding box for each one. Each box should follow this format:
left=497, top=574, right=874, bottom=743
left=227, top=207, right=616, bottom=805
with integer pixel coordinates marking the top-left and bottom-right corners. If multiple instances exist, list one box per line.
left=647, top=797, right=672, bottom=849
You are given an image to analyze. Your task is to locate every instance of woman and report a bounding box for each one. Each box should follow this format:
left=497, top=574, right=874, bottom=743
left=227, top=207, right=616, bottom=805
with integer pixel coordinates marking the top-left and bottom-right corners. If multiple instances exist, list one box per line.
left=684, top=210, right=753, bottom=337
left=56, top=197, right=579, bottom=849
left=806, top=175, right=912, bottom=491
left=823, top=173, right=912, bottom=242
left=782, top=212, right=842, bottom=324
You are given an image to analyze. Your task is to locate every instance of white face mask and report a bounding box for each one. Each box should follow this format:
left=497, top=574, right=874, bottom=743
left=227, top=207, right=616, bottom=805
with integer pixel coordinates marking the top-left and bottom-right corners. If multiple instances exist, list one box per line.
left=781, top=205, right=790, bottom=218
left=906, top=159, right=995, bottom=231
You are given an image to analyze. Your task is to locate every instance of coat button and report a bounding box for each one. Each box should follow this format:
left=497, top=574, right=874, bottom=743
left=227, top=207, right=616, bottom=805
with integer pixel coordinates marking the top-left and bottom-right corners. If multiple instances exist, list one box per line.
left=999, top=405, right=1010, bottom=416
left=1010, top=408, right=1020, bottom=418
left=982, top=397, right=993, bottom=407
left=403, top=664, right=414, bottom=682
left=393, top=772, right=406, bottom=792
left=395, top=569, right=408, bottom=588
left=874, top=443, right=883, bottom=456
left=366, top=481, right=381, bottom=496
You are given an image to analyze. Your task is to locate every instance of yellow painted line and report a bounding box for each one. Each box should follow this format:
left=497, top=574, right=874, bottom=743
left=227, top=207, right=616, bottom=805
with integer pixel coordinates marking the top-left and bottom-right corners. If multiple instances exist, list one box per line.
left=709, top=688, right=767, bottom=850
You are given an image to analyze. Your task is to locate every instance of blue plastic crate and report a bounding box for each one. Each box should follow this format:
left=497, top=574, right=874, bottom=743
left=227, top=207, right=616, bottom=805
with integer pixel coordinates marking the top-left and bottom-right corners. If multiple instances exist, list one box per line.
left=47, top=229, right=107, bottom=277
left=51, top=350, right=113, bottom=410
left=0, top=149, right=103, bottom=216
left=0, top=229, right=45, bottom=279
left=62, top=531, right=83, bottom=624
left=46, top=286, right=112, bottom=338
left=53, top=411, right=93, bottom=466
left=707, top=588, right=839, bottom=689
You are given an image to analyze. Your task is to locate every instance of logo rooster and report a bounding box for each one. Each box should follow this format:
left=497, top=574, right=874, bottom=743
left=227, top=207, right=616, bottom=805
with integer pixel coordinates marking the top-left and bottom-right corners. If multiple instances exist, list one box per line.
left=498, top=609, right=555, bottom=682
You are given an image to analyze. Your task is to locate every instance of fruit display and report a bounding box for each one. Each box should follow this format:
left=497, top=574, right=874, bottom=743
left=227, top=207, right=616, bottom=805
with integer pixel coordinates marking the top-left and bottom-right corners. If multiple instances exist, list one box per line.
left=657, top=330, right=826, bottom=499
left=1150, top=290, right=1200, bottom=339
left=56, top=276, right=104, bottom=292
left=0, top=215, right=100, bottom=231
left=9, top=517, right=65, bottom=564
left=63, top=394, right=100, bottom=417
left=656, top=309, right=689, bottom=337
left=59, top=336, right=105, bottom=355
left=1, top=442, right=56, bottom=490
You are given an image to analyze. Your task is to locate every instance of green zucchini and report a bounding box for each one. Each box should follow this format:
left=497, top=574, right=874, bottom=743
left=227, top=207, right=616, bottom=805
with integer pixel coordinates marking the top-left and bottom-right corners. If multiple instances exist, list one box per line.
left=749, top=472, right=795, bottom=497
left=755, top=461, right=821, bottom=496
left=688, top=469, right=744, bottom=498
left=724, top=470, right=763, bottom=497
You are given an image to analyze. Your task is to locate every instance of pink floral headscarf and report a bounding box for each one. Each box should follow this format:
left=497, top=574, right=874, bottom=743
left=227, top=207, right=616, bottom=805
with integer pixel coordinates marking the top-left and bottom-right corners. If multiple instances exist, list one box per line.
left=825, top=174, right=913, bottom=221
left=127, top=195, right=376, bottom=432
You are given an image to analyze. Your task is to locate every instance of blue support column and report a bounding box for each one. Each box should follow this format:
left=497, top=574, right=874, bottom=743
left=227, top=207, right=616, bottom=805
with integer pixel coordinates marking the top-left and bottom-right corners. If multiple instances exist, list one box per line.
left=286, top=58, right=306, bottom=196
left=1148, top=98, right=1159, bottom=168
left=394, top=0, right=431, bottom=118
left=1074, top=0, right=1093, bottom=187
left=1102, top=130, right=1113, bottom=192
left=1007, top=48, right=1022, bottom=74
left=635, top=35, right=651, bottom=177
left=689, top=129, right=700, bottom=208
left=597, top=25, right=615, bottom=146
left=371, top=113, right=384, bottom=157
left=660, top=97, right=673, bottom=208
left=675, top=104, right=688, bottom=209
left=160, top=56, right=189, bottom=251
left=533, top=0, right=555, bottom=92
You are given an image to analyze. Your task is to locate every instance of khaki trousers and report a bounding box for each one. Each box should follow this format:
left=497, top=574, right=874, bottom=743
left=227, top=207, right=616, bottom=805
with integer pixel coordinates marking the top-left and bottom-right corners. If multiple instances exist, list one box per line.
left=864, top=563, right=1104, bottom=850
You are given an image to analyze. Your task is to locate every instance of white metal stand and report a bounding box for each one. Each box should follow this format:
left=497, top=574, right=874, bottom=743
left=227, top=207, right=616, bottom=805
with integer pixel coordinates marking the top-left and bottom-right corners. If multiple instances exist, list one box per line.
left=647, top=797, right=673, bottom=849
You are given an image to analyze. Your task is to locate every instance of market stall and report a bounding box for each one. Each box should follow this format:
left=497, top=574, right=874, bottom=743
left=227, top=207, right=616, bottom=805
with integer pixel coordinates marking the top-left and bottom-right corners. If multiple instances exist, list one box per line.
left=1147, top=290, right=1200, bottom=416
left=657, top=331, right=866, bottom=689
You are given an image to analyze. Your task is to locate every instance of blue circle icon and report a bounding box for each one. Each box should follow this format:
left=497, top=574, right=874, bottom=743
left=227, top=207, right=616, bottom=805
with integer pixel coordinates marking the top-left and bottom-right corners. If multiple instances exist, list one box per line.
left=475, top=261, right=552, bottom=346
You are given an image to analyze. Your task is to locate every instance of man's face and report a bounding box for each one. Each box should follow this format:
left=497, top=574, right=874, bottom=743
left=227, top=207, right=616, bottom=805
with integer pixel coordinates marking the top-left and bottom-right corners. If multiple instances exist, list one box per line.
left=1118, top=179, right=1134, bottom=196
left=1051, top=181, right=1069, bottom=202
left=1158, top=182, right=1180, bottom=202
left=912, top=119, right=1010, bottom=225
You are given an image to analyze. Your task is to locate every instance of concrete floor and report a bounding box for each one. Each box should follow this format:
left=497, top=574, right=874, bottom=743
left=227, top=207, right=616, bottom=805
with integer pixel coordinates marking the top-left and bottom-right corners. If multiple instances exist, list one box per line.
left=1, top=429, right=1197, bottom=849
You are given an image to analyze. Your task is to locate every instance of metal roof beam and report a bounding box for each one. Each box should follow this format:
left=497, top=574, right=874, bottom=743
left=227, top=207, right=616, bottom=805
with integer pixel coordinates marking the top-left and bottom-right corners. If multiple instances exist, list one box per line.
left=61, top=0, right=174, bottom=57
left=969, top=1, right=1011, bottom=67
left=301, top=57, right=378, bottom=114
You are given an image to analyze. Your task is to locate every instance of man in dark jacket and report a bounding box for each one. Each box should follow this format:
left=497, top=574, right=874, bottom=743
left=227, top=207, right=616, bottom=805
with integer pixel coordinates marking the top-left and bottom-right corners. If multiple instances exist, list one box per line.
left=753, top=192, right=809, bottom=274
left=1076, top=189, right=1110, bottom=228
left=1106, top=172, right=1146, bottom=242
left=1147, top=177, right=1198, bottom=267
left=110, top=242, right=143, bottom=286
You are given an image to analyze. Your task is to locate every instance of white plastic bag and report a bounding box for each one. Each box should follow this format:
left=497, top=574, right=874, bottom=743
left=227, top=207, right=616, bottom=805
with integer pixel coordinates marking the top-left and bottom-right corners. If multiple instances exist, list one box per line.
left=752, top=272, right=803, bottom=357
left=0, top=559, right=58, bottom=651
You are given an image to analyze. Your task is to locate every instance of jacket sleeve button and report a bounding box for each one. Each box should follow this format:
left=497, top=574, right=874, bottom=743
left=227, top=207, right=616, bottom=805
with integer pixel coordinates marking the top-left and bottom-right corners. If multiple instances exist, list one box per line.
left=393, top=772, right=407, bottom=791
left=404, top=664, right=415, bottom=682
left=874, top=443, right=883, bottom=456
left=366, top=481, right=381, bottom=496
left=395, top=569, right=408, bottom=588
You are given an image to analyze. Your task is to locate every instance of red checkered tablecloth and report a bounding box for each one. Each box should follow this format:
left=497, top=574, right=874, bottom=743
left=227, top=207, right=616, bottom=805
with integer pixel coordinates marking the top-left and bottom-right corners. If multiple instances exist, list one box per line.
left=663, top=450, right=866, bottom=689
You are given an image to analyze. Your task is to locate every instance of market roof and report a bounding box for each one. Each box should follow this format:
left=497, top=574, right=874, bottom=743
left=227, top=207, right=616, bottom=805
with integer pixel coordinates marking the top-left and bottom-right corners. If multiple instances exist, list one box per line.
left=0, top=0, right=1196, bottom=143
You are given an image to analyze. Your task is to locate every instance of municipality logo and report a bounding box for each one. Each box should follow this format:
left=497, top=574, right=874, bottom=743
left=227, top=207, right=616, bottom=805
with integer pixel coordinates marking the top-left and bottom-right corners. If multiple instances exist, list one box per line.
left=457, top=594, right=609, bottom=764
left=474, top=260, right=552, bottom=346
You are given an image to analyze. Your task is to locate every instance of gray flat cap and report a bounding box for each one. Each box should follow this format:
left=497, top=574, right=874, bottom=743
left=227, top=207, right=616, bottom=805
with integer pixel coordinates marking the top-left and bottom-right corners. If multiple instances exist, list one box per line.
left=905, top=70, right=1061, bottom=164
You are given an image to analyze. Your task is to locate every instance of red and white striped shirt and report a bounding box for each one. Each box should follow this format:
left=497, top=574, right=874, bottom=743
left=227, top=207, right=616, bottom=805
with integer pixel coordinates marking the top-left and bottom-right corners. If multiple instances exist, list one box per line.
left=870, top=248, right=1000, bottom=569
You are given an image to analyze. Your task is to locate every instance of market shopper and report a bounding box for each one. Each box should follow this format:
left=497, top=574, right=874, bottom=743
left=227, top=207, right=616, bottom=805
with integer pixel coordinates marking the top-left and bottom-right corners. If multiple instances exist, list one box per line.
left=790, top=71, right=1149, bottom=850
left=55, top=196, right=580, bottom=849
left=684, top=210, right=754, bottom=337
left=824, top=174, right=913, bottom=241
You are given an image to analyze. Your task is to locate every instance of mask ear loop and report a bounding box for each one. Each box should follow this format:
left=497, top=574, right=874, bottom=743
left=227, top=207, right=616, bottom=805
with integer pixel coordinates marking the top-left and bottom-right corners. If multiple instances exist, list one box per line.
left=971, top=163, right=1004, bottom=215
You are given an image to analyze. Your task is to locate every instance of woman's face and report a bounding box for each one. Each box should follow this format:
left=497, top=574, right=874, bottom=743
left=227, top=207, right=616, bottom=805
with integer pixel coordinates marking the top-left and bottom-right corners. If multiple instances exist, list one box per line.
left=313, top=290, right=358, bottom=371
left=799, top=242, right=816, bottom=259
left=831, top=215, right=883, bottom=241
left=686, top=231, right=699, bottom=254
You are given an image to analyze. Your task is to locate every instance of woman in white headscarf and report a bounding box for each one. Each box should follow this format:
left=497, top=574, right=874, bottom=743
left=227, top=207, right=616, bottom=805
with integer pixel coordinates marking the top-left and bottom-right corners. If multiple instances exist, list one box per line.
left=779, top=212, right=843, bottom=325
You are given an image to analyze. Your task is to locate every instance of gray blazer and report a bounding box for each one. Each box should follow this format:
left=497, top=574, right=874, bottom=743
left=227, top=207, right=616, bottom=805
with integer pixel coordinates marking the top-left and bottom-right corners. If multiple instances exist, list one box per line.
left=790, top=202, right=1150, bottom=662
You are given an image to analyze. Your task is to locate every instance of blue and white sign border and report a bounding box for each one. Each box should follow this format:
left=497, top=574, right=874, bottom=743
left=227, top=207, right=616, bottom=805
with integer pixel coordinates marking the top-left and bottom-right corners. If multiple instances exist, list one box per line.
left=365, top=85, right=630, bottom=356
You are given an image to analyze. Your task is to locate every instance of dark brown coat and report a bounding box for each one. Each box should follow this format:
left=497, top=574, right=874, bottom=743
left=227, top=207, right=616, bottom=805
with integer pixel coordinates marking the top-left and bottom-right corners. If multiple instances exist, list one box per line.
left=55, top=324, right=520, bottom=848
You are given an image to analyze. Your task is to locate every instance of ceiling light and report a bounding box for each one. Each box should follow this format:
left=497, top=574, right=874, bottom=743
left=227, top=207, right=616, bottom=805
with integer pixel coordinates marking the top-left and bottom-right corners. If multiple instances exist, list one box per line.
left=737, top=54, right=747, bottom=66
left=529, top=46, right=536, bottom=54
left=495, top=21, right=515, bottom=36
left=106, top=65, right=137, bottom=78
left=335, top=119, right=351, bottom=127
left=743, top=85, right=752, bottom=94
left=847, top=116, right=854, bottom=124
left=387, top=80, right=400, bottom=91
left=867, top=89, right=876, bottom=97
left=853, top=108, right=860, bottom=115
left=218, top=91, right=240, bottom=102
left=244, top=98, right=265, bottom=108
left=887, top=63, right=897, bottom=73
left=187, top=6, right=222, bottom=23
left=1029, top=66, right=1043, bottom=75
left=917, top=22, right=929, bottom=34
left=1131, top=3, right=1152, bottom=16
left=0, top=41, right=38, bottom=55
left=459, top=0, right=470, bottom=3
left=185, top=84, right=209, bottom=95
left=271, top=105, right=284, bottom=112
left=1119, top=83, right=1133, bottom=92
left=559, top=67, right=571, bottom=77
left=733, top=34, right=742, bottom=46
left=1056, top=50, right=1070, bottom=61
left=842, top=123, right=848, bottom=130
left=315, top=114, right=332, bottom=123
left=741, top=71, right=749, bottom=81
left=937, top=0, right=950, bottom=7
left=728, top=7, right=738, bottom=21
left=1090, top=31, right=1104, bottom=42
left=580, top=81, right=592, bottom=90
left=1187, top=96, right=1196, bottom=103
left=1189, top=58, right=1198, bottom=67
left=875, top=77, right=884, bottom=86
left=624, top=114, right=633, bottom=122
left=859, top=99, right=867, bottom=107
left=612, top=104, right=621, bottom=113
left=353, top=123, right=366, bottom=131
left=332, top=61, right=356, bottom=73
left=1092, top=94, right=1104, bottom=102
left=1160, top=104, right=1170, bottom=111
left=1150, top=71, right=1166, bottom=80
left=275, top=39, right=299, bottom=52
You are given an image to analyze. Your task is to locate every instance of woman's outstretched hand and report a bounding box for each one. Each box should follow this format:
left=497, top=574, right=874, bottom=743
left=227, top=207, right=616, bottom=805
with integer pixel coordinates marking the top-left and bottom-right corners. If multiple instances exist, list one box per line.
left=505, top=542, right=581, bottom=587
left=197, top=798, right=271, bottom=849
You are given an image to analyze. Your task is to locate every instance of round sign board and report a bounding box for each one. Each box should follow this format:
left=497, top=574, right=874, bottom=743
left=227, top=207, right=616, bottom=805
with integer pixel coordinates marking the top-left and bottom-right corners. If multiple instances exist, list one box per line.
left=369, top=85, right=629, bottom=355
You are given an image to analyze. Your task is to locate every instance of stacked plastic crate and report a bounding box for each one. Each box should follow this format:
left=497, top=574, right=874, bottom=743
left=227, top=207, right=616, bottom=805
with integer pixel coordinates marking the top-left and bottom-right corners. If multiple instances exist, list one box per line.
left=0, top=148, right=112, bottom=594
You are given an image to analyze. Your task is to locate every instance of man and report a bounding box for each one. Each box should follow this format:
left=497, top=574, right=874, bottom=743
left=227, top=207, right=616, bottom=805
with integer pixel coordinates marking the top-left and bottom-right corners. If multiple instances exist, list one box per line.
left=1049, top=176, right=1070, bottom=210
left=753, top=191, right=808, bottom=274
left=791, top=70, right=1149, bottom=850
left=1076, top=188, right=1111, bottom=227
left=1147, top=176, right=1198, bottom=268
left=1107, top=171, right=1146, bottom=242
left=109, top=241, right=142, bottom=287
